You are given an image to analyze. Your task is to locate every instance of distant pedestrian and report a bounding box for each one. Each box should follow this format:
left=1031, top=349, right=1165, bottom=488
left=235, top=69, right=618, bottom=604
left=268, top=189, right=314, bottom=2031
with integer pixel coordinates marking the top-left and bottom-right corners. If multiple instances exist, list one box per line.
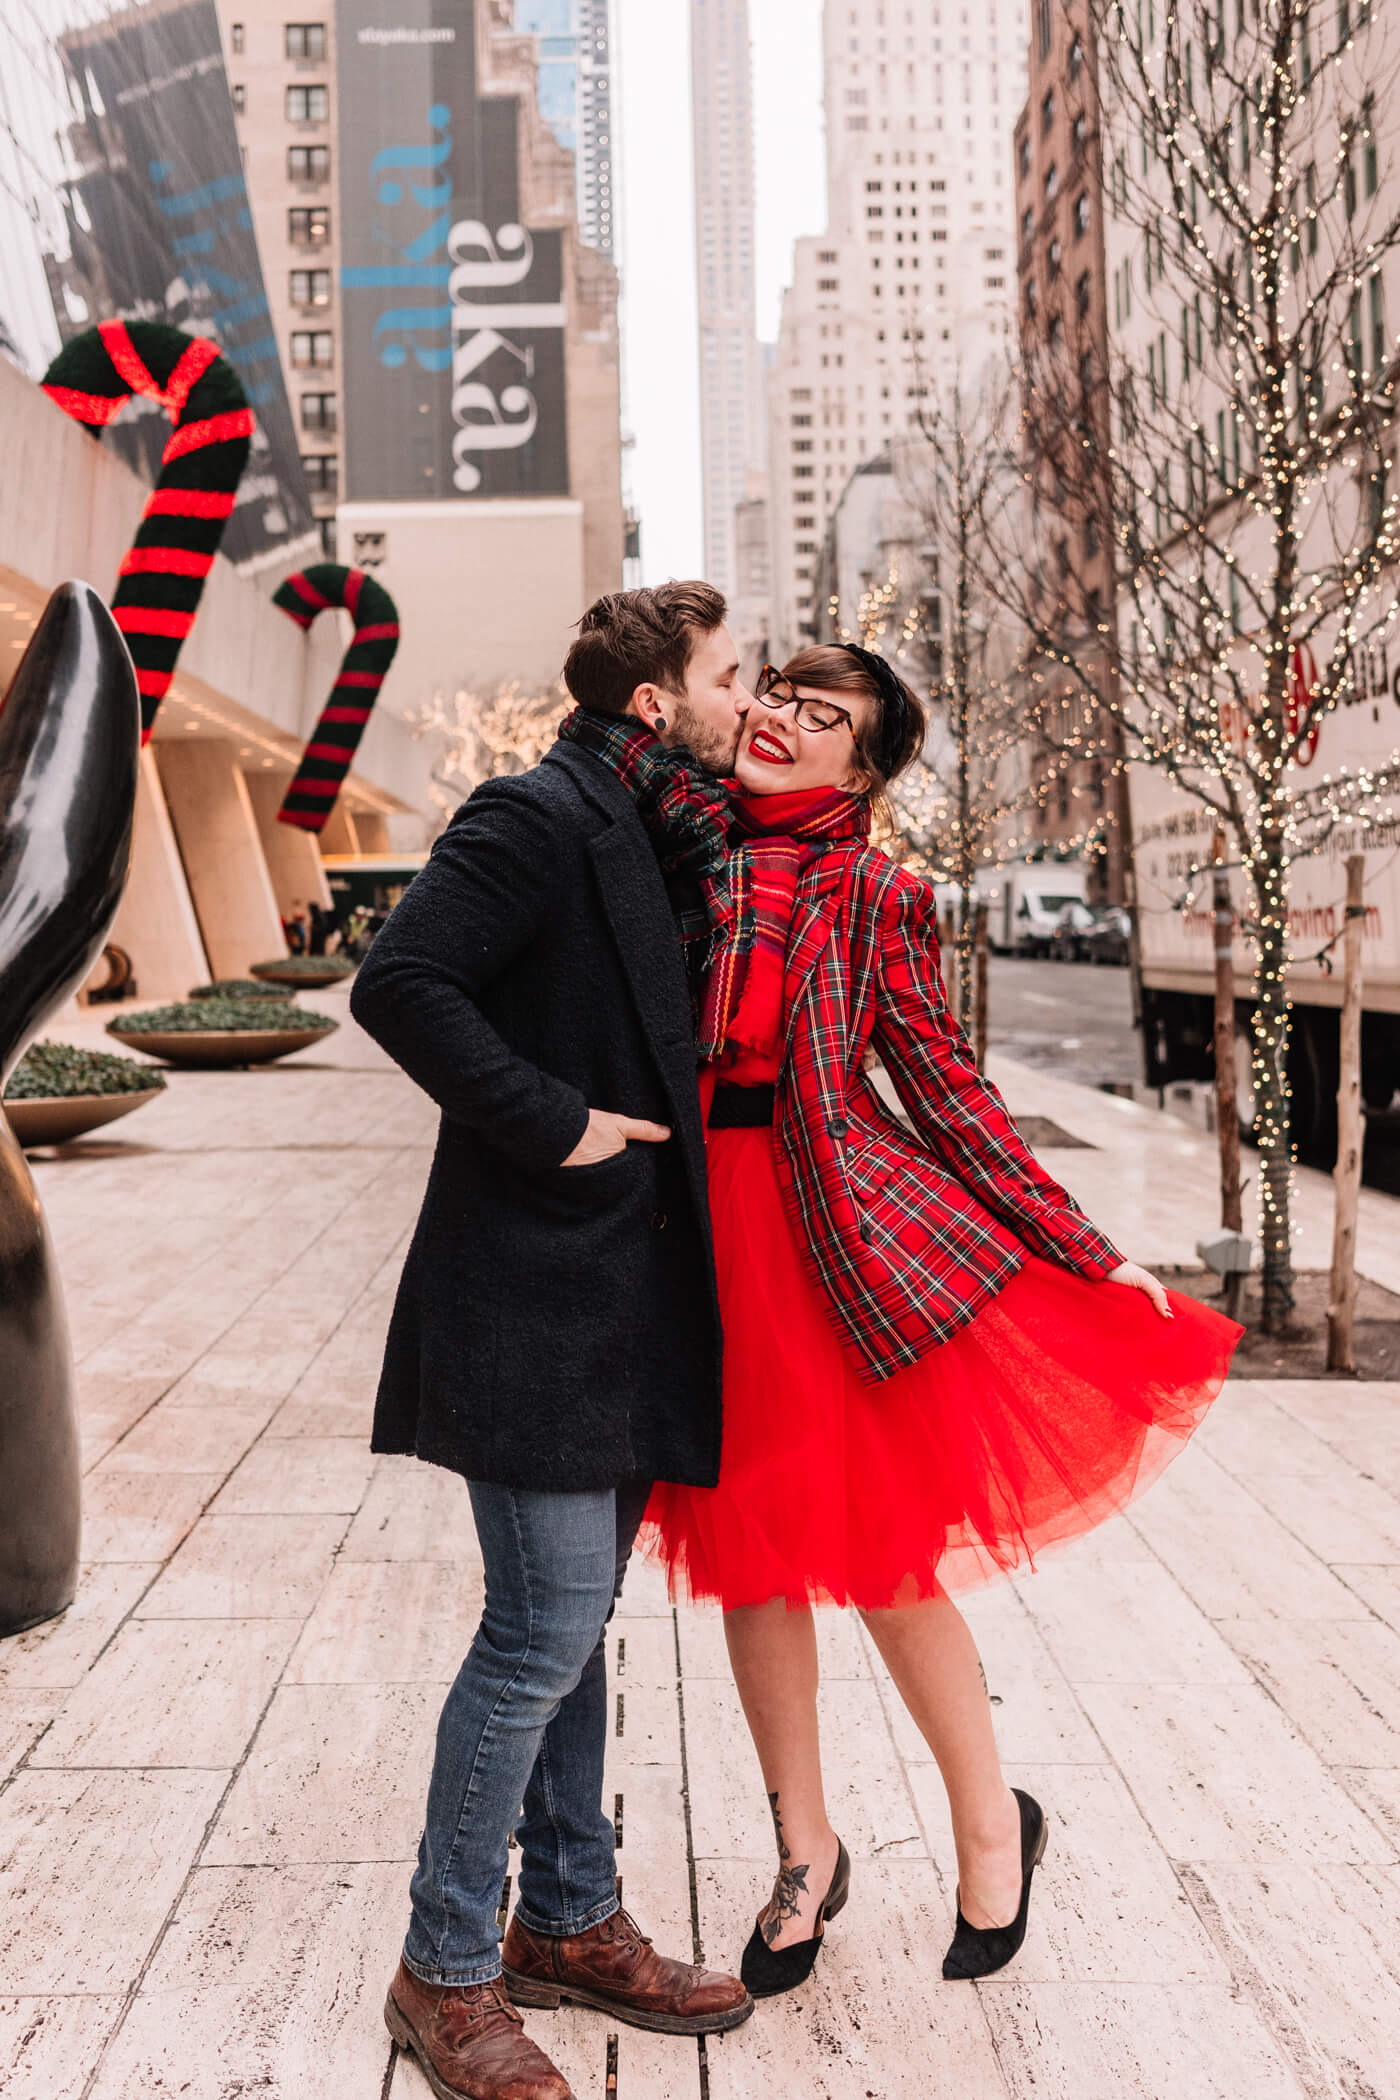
left=283, top=904, right=307, bottom=955
left=307, top=901, right=333, bottom=956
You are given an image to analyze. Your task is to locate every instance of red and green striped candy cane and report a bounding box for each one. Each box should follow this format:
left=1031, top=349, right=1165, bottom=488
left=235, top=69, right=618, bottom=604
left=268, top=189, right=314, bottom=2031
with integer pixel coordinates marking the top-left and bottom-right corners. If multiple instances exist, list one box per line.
left=273, top=565, right=401, bottom=831
left=40, top=320, right=253, bottom=744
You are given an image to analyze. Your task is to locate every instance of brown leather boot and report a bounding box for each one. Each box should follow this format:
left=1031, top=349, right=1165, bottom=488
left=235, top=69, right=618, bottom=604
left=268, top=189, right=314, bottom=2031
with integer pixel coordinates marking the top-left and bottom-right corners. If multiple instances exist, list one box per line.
left=384, top=1959, right=574, bottom=2100
left=502, top=1907, right=753, bottom=2036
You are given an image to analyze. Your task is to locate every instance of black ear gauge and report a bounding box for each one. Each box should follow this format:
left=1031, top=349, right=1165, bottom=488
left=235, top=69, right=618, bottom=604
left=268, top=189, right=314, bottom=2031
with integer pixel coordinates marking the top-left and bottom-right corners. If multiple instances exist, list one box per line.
left=655, top=715, right=668, bottom=732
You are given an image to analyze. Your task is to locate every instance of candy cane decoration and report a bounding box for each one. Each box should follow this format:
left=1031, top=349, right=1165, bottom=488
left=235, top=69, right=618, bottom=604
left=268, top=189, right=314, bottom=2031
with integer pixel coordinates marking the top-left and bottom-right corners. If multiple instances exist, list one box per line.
left=41, top=321, right=252, bottom=743
left=273, top=565, right=401, bottom=831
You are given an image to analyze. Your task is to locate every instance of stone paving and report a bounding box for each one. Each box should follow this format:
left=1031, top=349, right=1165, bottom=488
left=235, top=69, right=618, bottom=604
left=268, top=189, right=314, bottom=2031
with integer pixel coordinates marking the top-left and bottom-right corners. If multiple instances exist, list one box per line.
left=2, top=988, right=1399, bottom=2098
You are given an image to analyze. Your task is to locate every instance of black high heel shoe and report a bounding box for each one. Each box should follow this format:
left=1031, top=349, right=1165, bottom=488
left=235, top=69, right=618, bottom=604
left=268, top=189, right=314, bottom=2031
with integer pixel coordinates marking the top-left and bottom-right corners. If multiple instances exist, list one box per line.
left=739, top=1838, right=851, bottom=1998
left=941, top=1789, right=1047, bottom=1982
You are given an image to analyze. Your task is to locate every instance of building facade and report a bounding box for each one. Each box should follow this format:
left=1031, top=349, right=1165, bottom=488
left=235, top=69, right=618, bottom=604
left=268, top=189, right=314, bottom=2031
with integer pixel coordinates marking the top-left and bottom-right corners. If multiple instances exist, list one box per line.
left=767, top=0, right=1025, bottom=658
left=516, top=0, right=617, bottom=259
left=220, top=3, right=622, bottom=716
left=1012, top=0, right=1126, bottom=900
left=218, top=4, right=342, bottom=552
left=691, top=0, right=767, bottom=603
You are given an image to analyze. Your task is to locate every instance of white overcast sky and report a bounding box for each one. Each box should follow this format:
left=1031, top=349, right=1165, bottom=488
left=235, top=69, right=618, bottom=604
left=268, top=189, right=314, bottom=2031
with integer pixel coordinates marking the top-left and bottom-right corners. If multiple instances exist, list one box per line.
left=615, top=0, right=827, bottom=584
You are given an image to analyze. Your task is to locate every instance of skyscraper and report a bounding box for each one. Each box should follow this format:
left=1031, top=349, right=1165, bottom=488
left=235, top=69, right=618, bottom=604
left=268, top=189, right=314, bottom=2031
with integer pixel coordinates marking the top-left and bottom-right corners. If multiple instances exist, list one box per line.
left=691, top=0, right=765, bottom=602
left=516, top=0, right=617, bottom=258
left=767, top=0, right=1024, bottom=656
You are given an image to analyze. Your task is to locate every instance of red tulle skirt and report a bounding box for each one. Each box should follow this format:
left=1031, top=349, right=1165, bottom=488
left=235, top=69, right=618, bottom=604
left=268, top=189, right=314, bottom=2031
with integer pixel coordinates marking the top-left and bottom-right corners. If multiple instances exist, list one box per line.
left=641, top=1125, right=1242, bottom=1611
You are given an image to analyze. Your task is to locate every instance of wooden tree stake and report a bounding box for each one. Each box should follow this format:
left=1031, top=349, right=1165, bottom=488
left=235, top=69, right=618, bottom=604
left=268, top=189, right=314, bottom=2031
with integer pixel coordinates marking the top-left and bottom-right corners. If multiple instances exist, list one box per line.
left=974, top=902, right=990, bottom=1071
left=1211, top=828, right=1245, bottom=1320
left=1326, top=855, right=1367, bottom=1374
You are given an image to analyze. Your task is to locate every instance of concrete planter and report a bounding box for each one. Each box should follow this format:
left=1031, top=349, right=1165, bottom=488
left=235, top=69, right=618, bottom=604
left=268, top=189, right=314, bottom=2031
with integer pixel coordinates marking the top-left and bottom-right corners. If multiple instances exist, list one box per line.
left=249, top=960, right=355, bottom=989
left=4, top=1089, right=165, bottom=1148
left=106, top=1023, right=337, bottom=1067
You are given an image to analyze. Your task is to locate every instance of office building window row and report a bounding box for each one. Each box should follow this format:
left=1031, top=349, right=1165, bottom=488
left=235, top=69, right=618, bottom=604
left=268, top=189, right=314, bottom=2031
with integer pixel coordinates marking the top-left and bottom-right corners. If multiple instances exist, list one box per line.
left=290, top=267, right=332, bottom=307
left=287, top=84, right=329, bottom=123
left=286, top=23, right=327, bottom=61
left=289, top=144, right=330, bottom=183
left=291, top=329, right=334, bottom=368
left=289, top=205, right=331, bottom=245
left=301, top=393, right=337, bottom=433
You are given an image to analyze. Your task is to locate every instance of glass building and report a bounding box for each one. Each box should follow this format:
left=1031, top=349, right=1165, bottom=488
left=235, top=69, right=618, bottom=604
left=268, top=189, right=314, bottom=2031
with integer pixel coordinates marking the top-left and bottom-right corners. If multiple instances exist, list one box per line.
left=515, top=0, right=615, bottom=258
left=0, top=0, right=313, bottom=567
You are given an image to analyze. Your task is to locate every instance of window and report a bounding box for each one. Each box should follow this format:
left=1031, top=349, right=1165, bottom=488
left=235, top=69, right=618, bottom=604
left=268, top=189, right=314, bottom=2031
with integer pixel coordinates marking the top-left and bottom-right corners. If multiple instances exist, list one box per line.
left=818, top=278, right=839, bottom=292
left=300, top=393, right=336, bottom=432
left=289, top=144, right=330, bottom=182
left=1371, top=269, right=1386, bottom=370
left=1076, top=269, right=1091, bottom=319
left=1018, top=135, right=1031, bottom=181
left=1047, top=236, right=1062, bottom=279
left=1044, top=163, right=1058, bottom=199
left=291, top=329, right=334, bottom=367
left=230, top=22, right=244, bottom=54
left=289, top=205, right=331, bottom=245
left=286, top=84, right=329, bottom=122
left=285, top=23, right=328, bottom=60
left=1084, top=514, right=1100, bottom=559
left=1345, top=136, right=1357, bottom=219
left=1364, top=98, right=1378, bottom=196
left=1074, top=193, right=1090, bottom=237
left=301, top=453, right=339, bottom=497
left=1037, top=0, right=1052, bottom=60
left=1072, top=111, right=1087, bottom=155
left=1021, top=206, right=1034, bottom=243
left=818, top=249, right=839, bottom=263
left=290, top=268, right=332, bottom=307
left=1041, top=88, right=1055, bottom=134
left=230, top=83, right=246, bottom=114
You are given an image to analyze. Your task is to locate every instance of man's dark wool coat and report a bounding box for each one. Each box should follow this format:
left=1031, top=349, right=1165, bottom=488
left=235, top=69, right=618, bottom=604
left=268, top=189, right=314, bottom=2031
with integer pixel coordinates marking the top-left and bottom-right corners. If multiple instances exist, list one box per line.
left=350, top=739, right=723, bottom=1492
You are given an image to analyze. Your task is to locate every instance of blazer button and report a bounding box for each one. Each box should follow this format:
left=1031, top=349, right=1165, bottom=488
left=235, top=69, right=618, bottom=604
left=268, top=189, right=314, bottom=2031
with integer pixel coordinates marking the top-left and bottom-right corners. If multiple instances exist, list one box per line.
left=830, top=1116, right=848, bottom=1139
left=649, top=1210, right=668, bottom=1232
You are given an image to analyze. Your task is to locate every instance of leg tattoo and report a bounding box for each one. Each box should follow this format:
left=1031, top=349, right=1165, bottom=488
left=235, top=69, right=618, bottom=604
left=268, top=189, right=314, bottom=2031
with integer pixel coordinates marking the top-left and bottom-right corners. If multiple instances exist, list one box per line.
left=762, top=1791, right=812, bottom=1946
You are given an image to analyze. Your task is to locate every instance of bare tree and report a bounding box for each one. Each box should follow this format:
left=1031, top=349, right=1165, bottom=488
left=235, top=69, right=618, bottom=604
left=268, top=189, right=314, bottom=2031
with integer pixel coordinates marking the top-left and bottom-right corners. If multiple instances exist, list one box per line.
left=409, top=681, right=568, bottom=828
left=989, top=0, right=1400, bottom=1329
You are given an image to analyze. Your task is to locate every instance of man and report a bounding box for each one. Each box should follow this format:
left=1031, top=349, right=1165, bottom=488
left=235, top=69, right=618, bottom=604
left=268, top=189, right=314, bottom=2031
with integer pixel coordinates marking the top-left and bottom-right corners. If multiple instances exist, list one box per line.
left=351, top=583, right=752, bottom=2100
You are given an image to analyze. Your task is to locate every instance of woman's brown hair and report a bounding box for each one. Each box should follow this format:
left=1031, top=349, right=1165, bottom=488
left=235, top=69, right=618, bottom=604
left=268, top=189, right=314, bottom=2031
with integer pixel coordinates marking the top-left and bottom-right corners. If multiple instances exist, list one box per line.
left=780, top=644, right=926, bottom=817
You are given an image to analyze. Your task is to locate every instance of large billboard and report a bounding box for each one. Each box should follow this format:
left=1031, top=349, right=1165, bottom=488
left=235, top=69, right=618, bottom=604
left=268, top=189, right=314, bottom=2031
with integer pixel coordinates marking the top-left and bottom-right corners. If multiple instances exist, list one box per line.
left=337, top=0, right=570, bottom=502
left=47, top=0, right=315, bottom=568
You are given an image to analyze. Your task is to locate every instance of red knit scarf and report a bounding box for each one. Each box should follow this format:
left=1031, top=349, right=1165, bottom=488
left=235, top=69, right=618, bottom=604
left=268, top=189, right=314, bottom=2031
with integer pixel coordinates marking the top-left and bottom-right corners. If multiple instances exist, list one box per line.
left=706, top=786, right=870, bottom=1060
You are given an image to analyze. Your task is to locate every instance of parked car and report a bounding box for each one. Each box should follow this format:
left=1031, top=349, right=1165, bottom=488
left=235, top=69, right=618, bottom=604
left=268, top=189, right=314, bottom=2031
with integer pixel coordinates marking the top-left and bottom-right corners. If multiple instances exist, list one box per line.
left=1080, top=905, right=1133, bottom=966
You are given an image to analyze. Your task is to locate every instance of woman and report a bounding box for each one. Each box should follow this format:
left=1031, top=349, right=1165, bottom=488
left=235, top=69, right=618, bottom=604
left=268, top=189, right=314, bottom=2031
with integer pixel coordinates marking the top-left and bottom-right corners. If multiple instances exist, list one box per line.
left=640, top=644, right=1242, bottom=1997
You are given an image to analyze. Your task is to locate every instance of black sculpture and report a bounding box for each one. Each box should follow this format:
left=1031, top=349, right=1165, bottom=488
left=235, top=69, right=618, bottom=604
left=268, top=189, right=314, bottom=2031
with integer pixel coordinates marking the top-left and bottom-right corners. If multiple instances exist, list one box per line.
left=0, top=583, right=140, bottom=1636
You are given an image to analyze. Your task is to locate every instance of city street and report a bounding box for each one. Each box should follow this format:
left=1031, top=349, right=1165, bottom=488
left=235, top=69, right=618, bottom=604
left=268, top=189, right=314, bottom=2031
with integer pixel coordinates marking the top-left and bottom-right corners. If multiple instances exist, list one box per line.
left=3, top=994, right=1400, bottom=2099
left=987, top=958, right=1400, bottom=1196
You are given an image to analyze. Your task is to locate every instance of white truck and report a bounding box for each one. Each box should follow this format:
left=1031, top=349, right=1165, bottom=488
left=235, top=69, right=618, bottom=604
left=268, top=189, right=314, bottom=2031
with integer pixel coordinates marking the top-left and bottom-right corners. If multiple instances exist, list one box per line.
left=969, top=862, right=1094, bottom=958
left=1127, top=639, right=1400, bottom=1156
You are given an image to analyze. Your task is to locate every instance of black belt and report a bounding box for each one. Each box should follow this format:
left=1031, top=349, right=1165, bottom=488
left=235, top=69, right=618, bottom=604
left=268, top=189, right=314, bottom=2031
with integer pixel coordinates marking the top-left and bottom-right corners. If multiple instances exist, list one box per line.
left=708, top=1082, right=777, bottom=1129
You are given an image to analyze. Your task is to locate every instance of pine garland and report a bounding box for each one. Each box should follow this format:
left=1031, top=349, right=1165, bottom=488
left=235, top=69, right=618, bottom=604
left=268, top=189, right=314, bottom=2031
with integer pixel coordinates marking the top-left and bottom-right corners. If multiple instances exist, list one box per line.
left=41, top=321, right=253, bottom=742
left=273, top=565, right=401, bottom=832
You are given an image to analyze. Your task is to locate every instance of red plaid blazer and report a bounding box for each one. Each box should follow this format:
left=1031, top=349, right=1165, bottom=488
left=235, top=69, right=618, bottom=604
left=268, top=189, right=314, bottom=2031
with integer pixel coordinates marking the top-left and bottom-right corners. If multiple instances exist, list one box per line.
left=767, top=843, right=1122, bottom=1382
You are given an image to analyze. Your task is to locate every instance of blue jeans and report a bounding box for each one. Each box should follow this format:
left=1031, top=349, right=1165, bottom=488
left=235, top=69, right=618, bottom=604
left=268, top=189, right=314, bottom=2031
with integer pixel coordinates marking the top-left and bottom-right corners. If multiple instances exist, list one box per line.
left=403, top=1479, right=652, bottom=1987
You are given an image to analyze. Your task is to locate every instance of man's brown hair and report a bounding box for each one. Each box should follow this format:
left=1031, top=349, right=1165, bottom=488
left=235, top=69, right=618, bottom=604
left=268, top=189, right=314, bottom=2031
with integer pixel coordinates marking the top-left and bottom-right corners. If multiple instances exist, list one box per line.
left=563, top=582, right=727, bottom=715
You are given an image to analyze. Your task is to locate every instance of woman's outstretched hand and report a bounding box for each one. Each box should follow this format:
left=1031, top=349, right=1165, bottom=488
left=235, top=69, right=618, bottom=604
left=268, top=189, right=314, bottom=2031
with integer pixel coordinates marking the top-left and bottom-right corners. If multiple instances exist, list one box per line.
left=1105, top=1261, right=1174, bottom=1318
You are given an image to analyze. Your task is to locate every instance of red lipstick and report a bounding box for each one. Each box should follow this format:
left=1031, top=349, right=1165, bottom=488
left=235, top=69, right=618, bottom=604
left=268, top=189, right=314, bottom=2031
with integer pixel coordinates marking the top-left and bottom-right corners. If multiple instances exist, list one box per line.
left=749, top=728, right=795, bottom=766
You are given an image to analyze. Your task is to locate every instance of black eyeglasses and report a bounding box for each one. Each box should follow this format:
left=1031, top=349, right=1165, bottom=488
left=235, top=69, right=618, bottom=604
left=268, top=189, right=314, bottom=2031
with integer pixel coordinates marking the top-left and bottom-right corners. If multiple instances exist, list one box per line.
left=754, top=664, right=857, bottom=739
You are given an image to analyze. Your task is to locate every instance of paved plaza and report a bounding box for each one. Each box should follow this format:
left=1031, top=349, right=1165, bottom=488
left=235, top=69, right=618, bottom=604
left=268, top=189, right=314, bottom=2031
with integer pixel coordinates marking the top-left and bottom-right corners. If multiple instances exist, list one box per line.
left=3, top=987, right=1400, bottom=2099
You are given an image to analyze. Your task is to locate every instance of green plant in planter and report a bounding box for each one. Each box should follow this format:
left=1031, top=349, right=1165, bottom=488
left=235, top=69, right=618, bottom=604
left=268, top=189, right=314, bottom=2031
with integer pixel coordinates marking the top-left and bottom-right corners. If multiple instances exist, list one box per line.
left=189, top=978, right=283, bottom=1000
left=250, top=955, right=355, bottom=979
left=109, top=999, right=337, bottom=1034
left=4, top=1041, right=168, bottom=1100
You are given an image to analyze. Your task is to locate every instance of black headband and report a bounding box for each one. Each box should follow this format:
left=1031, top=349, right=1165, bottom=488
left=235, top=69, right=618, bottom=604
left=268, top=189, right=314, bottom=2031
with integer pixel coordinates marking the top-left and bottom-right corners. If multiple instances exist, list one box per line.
left=839, top=643, right=912, bottom=779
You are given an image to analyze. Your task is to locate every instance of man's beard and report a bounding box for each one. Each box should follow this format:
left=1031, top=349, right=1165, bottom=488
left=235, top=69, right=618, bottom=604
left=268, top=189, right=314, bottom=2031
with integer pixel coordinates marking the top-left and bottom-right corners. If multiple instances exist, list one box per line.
left=666, top=697, right=741, bottom=778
